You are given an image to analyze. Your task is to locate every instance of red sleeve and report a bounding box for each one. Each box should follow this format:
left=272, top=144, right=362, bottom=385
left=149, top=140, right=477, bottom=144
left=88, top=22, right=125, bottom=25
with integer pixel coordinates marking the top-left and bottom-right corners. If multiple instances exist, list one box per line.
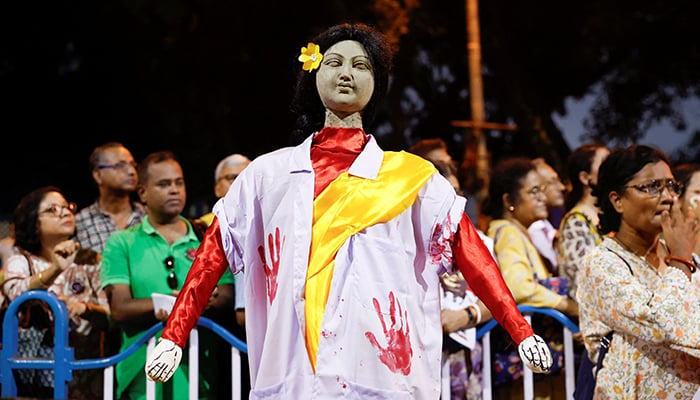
left=161, top=218, right=230, bottom=347
left=453, top=214, right=534, bottom=344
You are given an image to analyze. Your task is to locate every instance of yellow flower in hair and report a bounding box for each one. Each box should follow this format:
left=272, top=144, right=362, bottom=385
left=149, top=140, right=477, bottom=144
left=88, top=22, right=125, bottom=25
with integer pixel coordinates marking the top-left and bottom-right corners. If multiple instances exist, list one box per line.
left=298, top=42, right=323, bottom=72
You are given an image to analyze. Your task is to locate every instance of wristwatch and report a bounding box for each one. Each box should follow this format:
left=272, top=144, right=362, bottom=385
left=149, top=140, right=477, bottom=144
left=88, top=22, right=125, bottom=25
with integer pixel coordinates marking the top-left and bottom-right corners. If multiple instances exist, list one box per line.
left=465, top=305, right=477, bottom=325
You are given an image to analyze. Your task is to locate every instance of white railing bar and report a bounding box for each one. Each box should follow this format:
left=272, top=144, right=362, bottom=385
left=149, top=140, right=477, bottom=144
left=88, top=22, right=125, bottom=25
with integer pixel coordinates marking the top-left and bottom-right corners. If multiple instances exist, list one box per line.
left=441, top=354, right=450, bottom=399
left=231, top=346, right=242, bottom=400
left=189, top=328, right=199, bottom=400
left=482, top=331, right=492, bottom=400
left=147, top=337, right=156, bottom=400
left=104, top=365, right=114, bottom=400
left=523, top=314, right=534, bottom=400
left=564, top=328, right=575, bottom=399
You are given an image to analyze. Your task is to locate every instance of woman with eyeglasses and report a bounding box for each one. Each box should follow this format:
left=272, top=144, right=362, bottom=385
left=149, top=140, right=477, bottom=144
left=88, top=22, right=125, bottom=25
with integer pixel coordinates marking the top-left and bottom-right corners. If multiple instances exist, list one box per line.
left=482, top=158, right=578, bottom=319
left=1, top=186, right=109, bottom=399
left=481, top=157, right=579, bottom=398
left=577, top=144, right=700, bottom=399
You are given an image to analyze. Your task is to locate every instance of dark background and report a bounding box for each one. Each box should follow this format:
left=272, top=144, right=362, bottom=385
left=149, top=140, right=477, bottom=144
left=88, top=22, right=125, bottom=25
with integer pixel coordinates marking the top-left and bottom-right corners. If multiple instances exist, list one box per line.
left=2, top=0, right=699, bottom=219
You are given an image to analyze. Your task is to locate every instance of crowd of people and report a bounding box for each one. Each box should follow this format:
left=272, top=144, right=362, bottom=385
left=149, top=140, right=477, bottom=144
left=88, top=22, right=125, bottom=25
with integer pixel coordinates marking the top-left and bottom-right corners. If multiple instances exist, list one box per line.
left=0, top=144, right=249, bottom=400
left=0, top=21, right=699, bottom=400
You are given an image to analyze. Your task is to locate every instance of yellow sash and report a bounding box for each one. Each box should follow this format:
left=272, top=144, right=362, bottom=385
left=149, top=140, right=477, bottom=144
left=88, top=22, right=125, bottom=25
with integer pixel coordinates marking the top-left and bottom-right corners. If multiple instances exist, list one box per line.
left=304, top=151, right=436, bottom=371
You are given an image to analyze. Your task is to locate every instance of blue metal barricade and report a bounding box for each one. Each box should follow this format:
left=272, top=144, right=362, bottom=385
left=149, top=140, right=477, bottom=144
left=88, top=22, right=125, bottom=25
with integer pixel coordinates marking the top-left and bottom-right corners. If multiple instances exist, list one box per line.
left=3, top=292, right=580, bottom=399
left=442, top=306, right=580, bottom=400
left=1, top=290, right=248, bottom=400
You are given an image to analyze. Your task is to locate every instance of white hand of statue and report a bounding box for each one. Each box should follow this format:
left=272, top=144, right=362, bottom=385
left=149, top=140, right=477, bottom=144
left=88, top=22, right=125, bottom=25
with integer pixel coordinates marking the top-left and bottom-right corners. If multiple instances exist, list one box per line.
left=145, top=338, right=182, bottom=382
left=518, top=334, right=552, bottom=373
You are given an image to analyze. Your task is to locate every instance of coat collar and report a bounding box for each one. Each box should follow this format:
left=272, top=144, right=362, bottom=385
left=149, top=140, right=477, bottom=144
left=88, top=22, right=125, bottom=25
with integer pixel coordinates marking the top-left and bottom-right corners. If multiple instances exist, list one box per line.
left=289, top=131, right=384, bottom=180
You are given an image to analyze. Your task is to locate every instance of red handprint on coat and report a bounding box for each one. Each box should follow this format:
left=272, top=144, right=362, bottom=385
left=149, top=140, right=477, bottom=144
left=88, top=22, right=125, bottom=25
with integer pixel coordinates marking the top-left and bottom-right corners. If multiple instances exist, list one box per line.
left=364, top=291, right=413, bottom=375
left=428, top=213, right=454, bottom=265
left=258, top=227, right=284, bottom=304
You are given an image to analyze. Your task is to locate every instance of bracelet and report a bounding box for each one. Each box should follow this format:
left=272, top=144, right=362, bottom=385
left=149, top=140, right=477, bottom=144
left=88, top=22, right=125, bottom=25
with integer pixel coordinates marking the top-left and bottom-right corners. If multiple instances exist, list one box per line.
left=664, top=255, right=697, bottom=273
left=465, top=306, right=476, bottom=325
left=466, top=305, right=482, bottom=325
left=472, top=304, right=482, bottom=325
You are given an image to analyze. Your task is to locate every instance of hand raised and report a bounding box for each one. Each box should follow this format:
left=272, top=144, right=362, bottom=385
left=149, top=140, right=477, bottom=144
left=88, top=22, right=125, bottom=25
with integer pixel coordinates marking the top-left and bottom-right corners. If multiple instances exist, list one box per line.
left=660, top=201, right=699, bottom=259
left=51, top=240, right=80, bottom=271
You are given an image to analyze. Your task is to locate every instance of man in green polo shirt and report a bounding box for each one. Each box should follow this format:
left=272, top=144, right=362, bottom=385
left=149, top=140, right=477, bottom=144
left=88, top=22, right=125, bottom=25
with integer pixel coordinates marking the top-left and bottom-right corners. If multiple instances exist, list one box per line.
left=101, top=151, right=235, bottom=400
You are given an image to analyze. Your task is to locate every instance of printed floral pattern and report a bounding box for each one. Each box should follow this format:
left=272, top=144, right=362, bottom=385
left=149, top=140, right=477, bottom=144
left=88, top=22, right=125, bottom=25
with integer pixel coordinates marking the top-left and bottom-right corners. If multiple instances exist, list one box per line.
left=578, top=237, right=700, bottom=399
left=556, top=209, right=603, bottom=300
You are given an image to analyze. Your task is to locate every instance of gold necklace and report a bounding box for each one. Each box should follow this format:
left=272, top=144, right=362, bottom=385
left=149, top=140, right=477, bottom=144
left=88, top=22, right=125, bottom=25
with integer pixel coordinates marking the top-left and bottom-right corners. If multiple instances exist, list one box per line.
left=614, top=235, right=655, bottom=262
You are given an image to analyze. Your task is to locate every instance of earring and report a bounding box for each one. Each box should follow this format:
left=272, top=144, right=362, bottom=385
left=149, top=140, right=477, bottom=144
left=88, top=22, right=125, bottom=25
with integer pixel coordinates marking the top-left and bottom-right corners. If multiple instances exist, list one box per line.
left=508, top=205, right=515, bottom=212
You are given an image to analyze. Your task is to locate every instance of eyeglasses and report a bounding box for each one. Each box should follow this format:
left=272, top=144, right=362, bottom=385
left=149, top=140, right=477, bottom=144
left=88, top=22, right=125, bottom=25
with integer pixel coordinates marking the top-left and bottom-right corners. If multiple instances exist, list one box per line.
left=525, top=184, right=547, bottom=198
left=163, top=255, right=178, bottom=289
left=623, top=179, right=683, bottom=197
left=218, top=173, right=239, bottom=183
left=98, top=160, right=138, bottom=171
left=39, top=202, right=77, bottom=217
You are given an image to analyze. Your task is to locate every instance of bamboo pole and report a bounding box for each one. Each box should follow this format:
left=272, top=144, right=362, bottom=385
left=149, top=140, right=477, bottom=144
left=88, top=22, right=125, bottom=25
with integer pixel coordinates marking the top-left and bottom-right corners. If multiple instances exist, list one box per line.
left=465, top=0, right=490, bottom=204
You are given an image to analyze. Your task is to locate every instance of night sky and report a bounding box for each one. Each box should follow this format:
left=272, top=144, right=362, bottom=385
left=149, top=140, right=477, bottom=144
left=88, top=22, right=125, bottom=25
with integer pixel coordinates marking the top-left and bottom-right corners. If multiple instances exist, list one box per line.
left=0, top=2, right=317, bottom=218
left=3, top=1, right=699, bottom=219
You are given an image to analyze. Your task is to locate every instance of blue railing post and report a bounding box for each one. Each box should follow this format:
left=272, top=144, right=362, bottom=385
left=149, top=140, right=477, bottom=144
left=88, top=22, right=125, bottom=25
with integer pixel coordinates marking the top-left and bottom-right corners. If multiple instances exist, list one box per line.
left=1, top=290, right=72, bottom=398
left=476, top=305, right=579, bottom=340
left=469, top=305, right=580, bottom=400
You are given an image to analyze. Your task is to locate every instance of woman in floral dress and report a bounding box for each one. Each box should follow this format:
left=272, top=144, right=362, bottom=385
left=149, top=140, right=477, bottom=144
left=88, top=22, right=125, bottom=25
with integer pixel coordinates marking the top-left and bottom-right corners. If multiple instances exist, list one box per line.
left=578, top=144, right=700, bottom=399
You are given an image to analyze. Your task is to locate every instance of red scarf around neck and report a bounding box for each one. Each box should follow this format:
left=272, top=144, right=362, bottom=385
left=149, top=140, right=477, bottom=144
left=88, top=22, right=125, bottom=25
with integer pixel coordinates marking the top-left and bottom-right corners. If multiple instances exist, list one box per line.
left=310, top=127, right=368, bottom=198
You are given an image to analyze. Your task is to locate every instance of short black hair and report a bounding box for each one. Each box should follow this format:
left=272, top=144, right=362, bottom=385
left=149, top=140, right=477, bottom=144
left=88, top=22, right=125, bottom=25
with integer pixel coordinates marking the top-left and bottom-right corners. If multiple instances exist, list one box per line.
left=564, top=143, right=608, bottom=211
left=595, top=144, right=671, bottom=234
left=89, top=142, right=127, bottom=172
left=137, top=151, right=179, bottom=186
left=481, top=157, right=536, bottom=218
